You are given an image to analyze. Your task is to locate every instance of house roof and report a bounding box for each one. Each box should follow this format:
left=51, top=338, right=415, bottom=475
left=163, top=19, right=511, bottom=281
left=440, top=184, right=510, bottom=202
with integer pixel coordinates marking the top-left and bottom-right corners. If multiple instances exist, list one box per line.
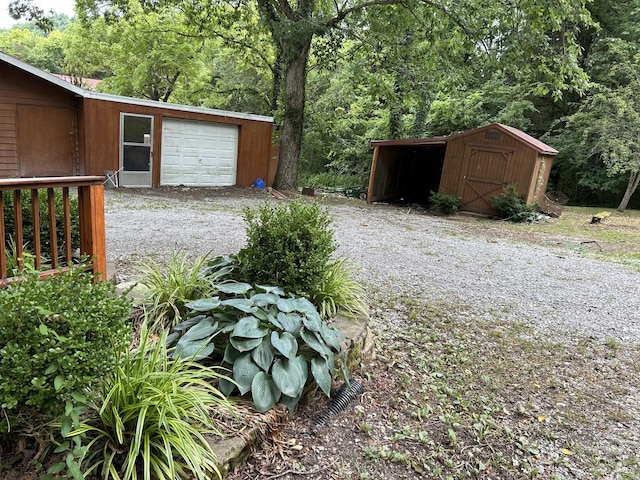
left=0, top=51, right=274, bottom=123
left=370, top=123, right=558, bottom=155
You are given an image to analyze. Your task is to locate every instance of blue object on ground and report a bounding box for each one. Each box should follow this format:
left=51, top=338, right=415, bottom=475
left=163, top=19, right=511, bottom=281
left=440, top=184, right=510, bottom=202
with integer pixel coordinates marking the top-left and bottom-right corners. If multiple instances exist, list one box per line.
left=254, top=178, right=265, bottom=189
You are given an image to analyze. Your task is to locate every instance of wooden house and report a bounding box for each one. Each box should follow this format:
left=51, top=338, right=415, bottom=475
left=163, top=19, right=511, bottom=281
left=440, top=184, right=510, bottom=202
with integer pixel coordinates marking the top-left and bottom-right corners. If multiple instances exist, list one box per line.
left=0, top=51, right=275, bottom=187
left=368, top=123, right=558, bottom=215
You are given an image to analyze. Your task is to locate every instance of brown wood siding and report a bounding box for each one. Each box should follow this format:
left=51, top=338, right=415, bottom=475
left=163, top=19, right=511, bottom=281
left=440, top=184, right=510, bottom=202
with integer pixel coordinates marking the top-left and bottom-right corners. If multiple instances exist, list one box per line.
left=0, top=63, right=79, bottom=178
left=82, top=98, right=273, bottom=187
left=0, top=103, right=17, bottom=176
left=440, top=127, right=539, bottom=214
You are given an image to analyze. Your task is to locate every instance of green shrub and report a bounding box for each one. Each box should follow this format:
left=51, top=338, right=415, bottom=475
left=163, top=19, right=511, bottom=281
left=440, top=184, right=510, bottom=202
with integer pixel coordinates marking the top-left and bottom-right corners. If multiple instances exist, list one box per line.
left=2, top=189, right=80, bottom=264
left=490, top=184, right=538, bottom=222
left=300, top=172, right=369, bottom=190
left=0, top=265, right=131, bottom=431
left=169, top=282, right=347, bottom=413
left=237, top=200, right=336, bottom=299
left=65, top=321, right=231, bottom=480
left=429, top=190, right=461, bottom=215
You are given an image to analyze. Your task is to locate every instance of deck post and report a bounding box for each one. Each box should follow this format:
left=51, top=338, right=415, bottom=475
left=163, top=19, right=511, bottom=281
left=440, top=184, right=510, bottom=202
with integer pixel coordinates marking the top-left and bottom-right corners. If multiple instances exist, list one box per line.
left=78, top=183, right=107, bottom=281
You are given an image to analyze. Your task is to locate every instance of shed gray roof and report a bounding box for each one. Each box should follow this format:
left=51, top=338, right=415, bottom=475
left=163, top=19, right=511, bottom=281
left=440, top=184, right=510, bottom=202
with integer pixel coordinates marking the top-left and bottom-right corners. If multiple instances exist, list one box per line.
left=0, top=51, right=274, bottom=123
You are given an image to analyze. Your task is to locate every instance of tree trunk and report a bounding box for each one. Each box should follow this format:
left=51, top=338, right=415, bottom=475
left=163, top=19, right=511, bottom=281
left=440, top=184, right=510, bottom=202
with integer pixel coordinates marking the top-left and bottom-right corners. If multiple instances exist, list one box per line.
left=617, top=170, right=640, bottom=212
left=273, top=39, right=312, bottom=191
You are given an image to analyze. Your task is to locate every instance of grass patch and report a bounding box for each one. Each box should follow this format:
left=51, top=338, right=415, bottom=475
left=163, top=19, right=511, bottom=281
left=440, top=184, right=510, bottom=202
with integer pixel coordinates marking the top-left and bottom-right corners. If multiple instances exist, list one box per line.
left=359, top=298, right=640, bottom=478
left=458, top=206, right=640, bottom=266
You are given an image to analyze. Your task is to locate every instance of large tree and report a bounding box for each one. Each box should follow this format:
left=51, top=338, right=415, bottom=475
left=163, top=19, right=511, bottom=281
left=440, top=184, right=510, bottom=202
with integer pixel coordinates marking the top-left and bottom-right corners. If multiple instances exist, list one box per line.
left=9, top=0, right=593, bottom=190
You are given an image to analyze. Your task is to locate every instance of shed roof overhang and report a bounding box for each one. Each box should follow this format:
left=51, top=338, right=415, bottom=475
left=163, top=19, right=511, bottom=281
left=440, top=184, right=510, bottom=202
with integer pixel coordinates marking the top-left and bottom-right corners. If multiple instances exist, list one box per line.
left=0, top=51, right=274, bottom=124
left=371, top=137, right=448, bottom=147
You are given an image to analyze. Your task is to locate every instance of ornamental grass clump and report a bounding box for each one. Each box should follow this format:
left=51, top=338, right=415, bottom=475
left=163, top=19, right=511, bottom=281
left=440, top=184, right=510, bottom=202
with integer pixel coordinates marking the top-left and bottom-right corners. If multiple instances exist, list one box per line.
left=69, top=321, right=233, bottom=480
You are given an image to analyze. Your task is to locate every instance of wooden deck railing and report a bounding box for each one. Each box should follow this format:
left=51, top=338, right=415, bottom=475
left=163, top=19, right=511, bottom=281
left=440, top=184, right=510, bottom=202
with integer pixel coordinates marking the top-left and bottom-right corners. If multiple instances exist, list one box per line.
left=0, top=176, right=106, bottom=286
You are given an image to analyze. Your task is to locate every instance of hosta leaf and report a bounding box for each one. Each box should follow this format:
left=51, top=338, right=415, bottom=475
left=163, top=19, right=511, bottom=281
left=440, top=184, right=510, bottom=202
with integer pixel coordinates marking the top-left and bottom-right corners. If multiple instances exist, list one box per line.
left=251, top=293, right=280, bottom=307
left=219, top=376, right=236, bottom=397
left=270, top=331, right=298, bottom=359
left=280, top=392, right=303, bottom=411
left=252, top=308, right=269, bottom=322
left=230, top=336, right=264, bottom=352
left=172, top=315, right=208, bottom=332
left=268, top=314, right=283, bottom=329
left=217, top=282, right=253, bottom=295
left=311, top=357, right=331, bottom=396
left=277, top=297, right=296, bottom=313
left=292, top=297, right=318, bottom=317
left=256, top=285, right=285, bottom=295
left=186, top=298, right=221, bottom=312
left=223, top=344, right=242, bottom=364
left=300, top=330, right=331, bottom=356
left=222, top=298, right=257, bottom=313
left=232, top=317, right=269, bottom=339
left=181, top=317, right=218, bottom=342
left=233, top=354, right=261, bottom=395
left=173, top=338, right=215, bottom=361
left=277, top=312, right=302, bottom=334
left=251, top=372, right=281, bottom=413
left=302, top=315, right=321, bottom=332
left=319, top=322, right=343, bottom=352
left=272, top=356, right=308, bottom=398
left=252, top=339, right=275, bottom=371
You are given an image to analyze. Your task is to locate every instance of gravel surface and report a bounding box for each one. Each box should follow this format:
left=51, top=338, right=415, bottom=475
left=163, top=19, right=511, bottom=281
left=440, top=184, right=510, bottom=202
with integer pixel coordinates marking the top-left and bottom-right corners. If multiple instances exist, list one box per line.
left=104, top=187, right=640, bottom=343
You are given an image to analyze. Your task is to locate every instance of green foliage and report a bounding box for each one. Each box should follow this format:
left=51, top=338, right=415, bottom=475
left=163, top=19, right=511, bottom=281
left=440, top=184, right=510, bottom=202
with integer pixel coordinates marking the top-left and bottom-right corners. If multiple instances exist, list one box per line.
left=67, top=321, right=231, bottom=480
left=237, top=200, right=336, bottom=299
left=0, top=265, right=131, bottom=430
left=490, top=185, right=537, bottom=222
left=300, top=172, right=369, bottom=190
left=135, top=251, right=226, bottom=328
left=2, top=189, right=80, bottom=267
left=429, top=191, right=461, bottom=216
left=310, top=259, right=368, bottom=320
left=170, top=283, right=346, bottom=412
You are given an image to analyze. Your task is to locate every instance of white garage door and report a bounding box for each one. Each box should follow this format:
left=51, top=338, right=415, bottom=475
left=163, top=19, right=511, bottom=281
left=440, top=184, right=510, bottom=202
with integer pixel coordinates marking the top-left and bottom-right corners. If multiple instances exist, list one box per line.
left=161, top=118, right=238, bottom=186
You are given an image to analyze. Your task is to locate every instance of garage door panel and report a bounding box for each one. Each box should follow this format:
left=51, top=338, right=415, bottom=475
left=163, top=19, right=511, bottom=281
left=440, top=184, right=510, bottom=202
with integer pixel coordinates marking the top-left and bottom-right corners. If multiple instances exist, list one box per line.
left=161, top=118, right=238, bottom=186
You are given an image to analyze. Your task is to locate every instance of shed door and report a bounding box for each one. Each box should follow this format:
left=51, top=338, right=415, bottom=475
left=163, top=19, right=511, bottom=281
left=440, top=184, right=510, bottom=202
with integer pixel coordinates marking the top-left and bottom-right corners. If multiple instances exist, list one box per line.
left=458, top=145, right=514, bottom=214
left=160, top=119, right=238, bottom=186
left=17, top=104, right=75, bottom=177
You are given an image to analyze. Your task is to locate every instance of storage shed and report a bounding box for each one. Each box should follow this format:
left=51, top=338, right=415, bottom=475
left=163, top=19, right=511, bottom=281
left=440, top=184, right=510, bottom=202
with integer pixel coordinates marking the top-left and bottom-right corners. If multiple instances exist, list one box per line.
left=367, top=123, right=558, bottom=215
left=0, top=51, right=275, bottom=187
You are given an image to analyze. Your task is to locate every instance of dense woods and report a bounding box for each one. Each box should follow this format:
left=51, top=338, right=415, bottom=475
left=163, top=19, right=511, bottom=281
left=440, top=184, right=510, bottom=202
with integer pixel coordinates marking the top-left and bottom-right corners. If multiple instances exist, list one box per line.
left=3, top=0, right=640, bottom=209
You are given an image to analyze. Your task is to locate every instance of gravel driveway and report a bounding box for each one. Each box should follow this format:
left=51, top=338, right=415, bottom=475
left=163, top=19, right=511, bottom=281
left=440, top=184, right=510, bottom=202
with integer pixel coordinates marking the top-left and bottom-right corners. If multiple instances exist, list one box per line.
left=104, top=187, right=640, bottom=343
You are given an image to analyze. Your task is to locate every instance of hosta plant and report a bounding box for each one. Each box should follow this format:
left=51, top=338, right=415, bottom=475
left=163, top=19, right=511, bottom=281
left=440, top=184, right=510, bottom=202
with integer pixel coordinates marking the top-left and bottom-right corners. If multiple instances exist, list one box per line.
left=169, top=283, right=347, bottom=413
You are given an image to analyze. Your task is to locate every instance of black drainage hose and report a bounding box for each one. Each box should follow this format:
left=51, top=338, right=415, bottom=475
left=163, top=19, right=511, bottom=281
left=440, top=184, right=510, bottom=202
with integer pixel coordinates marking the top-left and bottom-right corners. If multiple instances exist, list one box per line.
left=310, top=378, right=365, bottom=434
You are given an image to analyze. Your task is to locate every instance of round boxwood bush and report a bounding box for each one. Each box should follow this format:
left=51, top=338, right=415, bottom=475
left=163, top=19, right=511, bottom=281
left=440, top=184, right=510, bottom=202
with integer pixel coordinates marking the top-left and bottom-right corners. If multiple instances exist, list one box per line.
left=0, top=266, right=131, bottom=431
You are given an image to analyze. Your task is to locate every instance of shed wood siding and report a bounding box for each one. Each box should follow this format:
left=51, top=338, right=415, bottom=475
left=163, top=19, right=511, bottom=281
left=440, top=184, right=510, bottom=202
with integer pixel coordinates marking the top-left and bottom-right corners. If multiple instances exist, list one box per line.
left=0, top=62, right=79, bottom=177
left=81, top=98, right=273, bottom=187
left=441, top=127, right=542, bottom=215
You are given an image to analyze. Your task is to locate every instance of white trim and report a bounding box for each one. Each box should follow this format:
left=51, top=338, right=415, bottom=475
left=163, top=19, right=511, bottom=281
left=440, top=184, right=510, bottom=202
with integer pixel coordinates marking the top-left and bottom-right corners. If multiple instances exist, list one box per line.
left=120, top=113, right=154, bottom=187
left=0, top=51, right=274, bottom=124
